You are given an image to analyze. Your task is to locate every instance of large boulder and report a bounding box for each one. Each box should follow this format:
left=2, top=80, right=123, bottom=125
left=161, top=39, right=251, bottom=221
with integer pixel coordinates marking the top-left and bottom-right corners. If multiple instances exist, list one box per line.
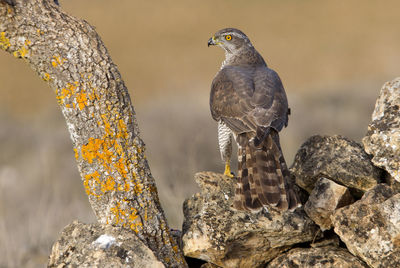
left=331, top=184, right=400, bottom=267
left=266, top=246, right=368, bottom=268
left=304, top=177, right=354, bottom=231
left=181, top=172, right=319, bottom=268
left=291, top=135, right=383, bottom=196
left=363, top=77, right=400, bottom=183
left=48, top=221, right=164, bottom=268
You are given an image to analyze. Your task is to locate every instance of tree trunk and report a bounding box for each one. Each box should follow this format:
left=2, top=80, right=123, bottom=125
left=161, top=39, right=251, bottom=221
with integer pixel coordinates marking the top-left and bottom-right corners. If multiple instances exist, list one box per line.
left=0, top=1, right=187, bottom=267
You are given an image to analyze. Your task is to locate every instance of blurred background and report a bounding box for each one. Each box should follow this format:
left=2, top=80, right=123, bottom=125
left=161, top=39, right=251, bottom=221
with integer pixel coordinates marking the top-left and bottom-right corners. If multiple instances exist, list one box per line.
left=0, top=0, right=399, bottom=266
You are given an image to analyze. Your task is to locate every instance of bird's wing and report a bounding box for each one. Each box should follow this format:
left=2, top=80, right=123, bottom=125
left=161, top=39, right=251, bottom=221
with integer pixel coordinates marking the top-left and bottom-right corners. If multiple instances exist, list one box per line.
left=210, top=65, right=288, bottom=134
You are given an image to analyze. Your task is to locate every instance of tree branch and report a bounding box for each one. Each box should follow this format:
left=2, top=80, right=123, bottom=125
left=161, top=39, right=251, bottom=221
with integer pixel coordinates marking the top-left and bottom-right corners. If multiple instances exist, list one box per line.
left=0, top=0, right=187, bottom=266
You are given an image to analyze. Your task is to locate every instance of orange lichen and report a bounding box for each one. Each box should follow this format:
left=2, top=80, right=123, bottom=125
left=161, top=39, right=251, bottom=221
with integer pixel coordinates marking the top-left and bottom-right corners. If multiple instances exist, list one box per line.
left=110, top=202, right=123, bottom=224
left=88, top=90, right=99, bottom=101
left=114, top=141, right=123, bottom=156
left=13, top=39, right=31, bottom=58
left=116, top=119, right=128, bottom=139
left=51, top=55, right=66, bottom=67
left=42, top=73, right=51, bottom=81
left=56, top=82, right=76, bottom=105
left=76, top=91, right=88, bottom=110
left=101, top=114, right=113, bottom=137
left=73, top=148, right=79, bottom=160
left=83, top=171, right=102, bottom=198
left=101, top=177, right=116, bottom=193
left=0, top=32, right=11, bottom=50
left=81, top=138, right=103, bottom=164
left=114, top=158, right=128, bottom=177
left=128, top=208, right=143, bottom=233
left=109, top=201, right=143, bottom=233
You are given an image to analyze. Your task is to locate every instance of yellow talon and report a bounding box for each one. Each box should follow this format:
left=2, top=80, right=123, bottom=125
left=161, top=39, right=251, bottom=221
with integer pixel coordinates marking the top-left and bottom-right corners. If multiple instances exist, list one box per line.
left=224, top=161, right=234, bottom=178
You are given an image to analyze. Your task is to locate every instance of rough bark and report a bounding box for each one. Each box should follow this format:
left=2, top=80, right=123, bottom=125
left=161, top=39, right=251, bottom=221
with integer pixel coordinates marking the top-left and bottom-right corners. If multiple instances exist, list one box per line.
left=0, top=1, right=186, bottom=267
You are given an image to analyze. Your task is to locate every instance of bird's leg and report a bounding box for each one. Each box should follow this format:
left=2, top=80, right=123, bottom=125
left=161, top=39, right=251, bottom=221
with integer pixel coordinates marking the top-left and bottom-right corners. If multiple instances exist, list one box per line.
left=218, top=120, right=235, bottom=178
left=224, top=159, right=234, bottom=178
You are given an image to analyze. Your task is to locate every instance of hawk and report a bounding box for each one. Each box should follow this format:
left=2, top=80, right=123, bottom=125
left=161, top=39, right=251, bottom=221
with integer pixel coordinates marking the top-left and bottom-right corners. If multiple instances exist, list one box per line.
left=208, top=28, right=300, bottom=212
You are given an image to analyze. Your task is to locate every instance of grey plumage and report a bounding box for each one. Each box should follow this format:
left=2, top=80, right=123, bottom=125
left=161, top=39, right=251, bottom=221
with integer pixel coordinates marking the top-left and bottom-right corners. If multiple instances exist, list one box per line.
left=208, top=28, right=300, bottom=211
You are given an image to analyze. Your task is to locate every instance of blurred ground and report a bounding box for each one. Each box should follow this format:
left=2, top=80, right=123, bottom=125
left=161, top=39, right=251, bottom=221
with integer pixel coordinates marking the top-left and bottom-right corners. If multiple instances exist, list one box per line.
left=0, top=0, right=399, bottom=267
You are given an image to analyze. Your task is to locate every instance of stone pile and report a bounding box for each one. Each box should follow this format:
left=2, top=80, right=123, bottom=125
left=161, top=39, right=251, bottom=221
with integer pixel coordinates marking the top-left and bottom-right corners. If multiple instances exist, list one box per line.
left=49, top=78, right=400, bottom=267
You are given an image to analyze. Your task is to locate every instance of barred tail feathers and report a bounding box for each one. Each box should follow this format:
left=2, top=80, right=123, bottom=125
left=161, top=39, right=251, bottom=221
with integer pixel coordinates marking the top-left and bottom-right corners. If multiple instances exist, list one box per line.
left=234, top=131, right=300, bottom=212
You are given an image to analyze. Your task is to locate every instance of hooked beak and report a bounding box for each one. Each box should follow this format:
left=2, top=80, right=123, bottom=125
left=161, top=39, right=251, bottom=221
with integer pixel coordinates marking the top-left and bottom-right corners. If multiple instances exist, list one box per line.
left=207, top=36, right=216, bottom=47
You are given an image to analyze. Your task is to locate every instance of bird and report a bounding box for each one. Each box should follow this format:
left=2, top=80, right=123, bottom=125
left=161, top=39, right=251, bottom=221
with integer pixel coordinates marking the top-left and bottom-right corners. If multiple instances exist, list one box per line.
left=208, top=28, right=300, bottom=212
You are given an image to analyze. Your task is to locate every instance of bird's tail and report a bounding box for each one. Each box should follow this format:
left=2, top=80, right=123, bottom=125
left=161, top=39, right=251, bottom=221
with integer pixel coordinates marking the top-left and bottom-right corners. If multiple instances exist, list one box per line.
left=234, top=130, right=300, bottom=212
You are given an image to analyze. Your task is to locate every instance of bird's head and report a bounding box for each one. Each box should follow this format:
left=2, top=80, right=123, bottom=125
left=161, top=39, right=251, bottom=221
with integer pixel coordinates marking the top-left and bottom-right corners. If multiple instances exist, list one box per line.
left=207, top=28, right=253, bottom=54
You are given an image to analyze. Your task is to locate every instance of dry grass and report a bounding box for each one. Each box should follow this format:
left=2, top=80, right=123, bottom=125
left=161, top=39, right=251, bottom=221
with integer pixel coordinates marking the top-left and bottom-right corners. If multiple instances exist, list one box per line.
left=0, top=0, right=399, bottom=267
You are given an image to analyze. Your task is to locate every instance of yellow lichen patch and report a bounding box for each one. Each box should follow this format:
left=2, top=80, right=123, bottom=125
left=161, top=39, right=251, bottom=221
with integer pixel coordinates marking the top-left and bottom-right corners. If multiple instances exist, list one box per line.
left=116, top=119, right=128, bottom=139
left=42, top=73, right=51, bottom=82
left=81, top=137, right=118, bottom=172
left=144, top=207, right=148, bottom=221
left=51, top=55, right=66, bottom=67
left=98, top=140, right=114, bottom=170
left=88, top=90, right=99, bottom=101
left=76, top=91, right=88, bottom=110
left=13, top=46, right=29, bottom=58
left=36, top=29, right=44, bottom=36
left=101, top=176, right=116, bottom=193
left=110, top=202, right=123, bottom=225
left=73, top=148, right=79, bottom=160
left=123, top=181, right=130, bottom=191
left=56, top=82, right=77, bottom=105
left=81, top=138, right=103, bottom=164
left=128, top=208, right=143, bottom=233
left=114, top=141, right=123, bottom=156
left=0, top=32, right=11, bottom=50
left=12, top=39, right=31, bottom=58
left=114, top=158, right=128, bottom=177
left=109, top=201, right=143, bottom=231
left=101, top=114, right=113, bottom=137
left=133, top=180, right=143, bottom=194
left=83, top=171, right=102, bottom=198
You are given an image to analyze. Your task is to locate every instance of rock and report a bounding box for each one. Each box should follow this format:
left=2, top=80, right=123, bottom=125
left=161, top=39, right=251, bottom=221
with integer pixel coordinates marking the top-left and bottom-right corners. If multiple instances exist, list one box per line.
left=304, top=178, right=354, bottom=230
left=200, top=263, right=221, bottom=268
left=291, top=135, right=383, bottom=196
left=266, top=246, right=368, bottom=268
left=363, top=77, right=400, bottom=183
left=48, top=220, right=164, bottom=268
left=181, top=172, right=319, bottom=268
left=331, top=184, right=400, bottom=267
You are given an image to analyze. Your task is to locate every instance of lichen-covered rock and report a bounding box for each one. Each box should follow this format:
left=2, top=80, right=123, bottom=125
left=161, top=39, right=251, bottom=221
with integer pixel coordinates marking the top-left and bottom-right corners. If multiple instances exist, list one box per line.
left=266, top=246, right=368, bottom=268
left=363, top=77, right=400, bottom=182
left=181, top=172, right=319, bottom=268
left=291, top=135, right=383, bottom=196
left=304, top=178, right=354, bottom=231
left=48, top=221, right=164, bottom=268
left=331, top=184, right=400, bottom=267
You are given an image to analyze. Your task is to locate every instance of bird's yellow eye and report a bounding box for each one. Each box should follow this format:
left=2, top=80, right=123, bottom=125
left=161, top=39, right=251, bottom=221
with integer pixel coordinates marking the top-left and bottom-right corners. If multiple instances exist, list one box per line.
left=225, top=35, right=232, bottom=41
